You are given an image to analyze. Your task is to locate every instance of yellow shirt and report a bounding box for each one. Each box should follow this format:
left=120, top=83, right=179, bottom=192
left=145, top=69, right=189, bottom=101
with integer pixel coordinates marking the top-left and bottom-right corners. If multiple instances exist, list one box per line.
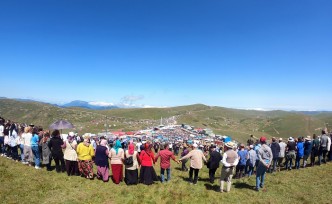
left=77, top=143, right=95, bottom=161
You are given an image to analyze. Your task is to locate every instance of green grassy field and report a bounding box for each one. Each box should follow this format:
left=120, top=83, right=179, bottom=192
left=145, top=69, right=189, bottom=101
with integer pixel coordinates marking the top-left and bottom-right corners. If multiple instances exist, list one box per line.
left=1, top=156, right=331, bottom=204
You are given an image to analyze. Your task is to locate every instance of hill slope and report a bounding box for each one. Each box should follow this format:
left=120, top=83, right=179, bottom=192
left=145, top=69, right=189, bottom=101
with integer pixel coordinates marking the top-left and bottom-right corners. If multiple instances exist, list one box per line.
left=0, top=99, right=331, bottom=142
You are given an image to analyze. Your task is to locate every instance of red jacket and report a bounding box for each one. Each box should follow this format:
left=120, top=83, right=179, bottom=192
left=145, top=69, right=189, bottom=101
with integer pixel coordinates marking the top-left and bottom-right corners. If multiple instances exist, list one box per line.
left=139, top=150, right=155, bottom=167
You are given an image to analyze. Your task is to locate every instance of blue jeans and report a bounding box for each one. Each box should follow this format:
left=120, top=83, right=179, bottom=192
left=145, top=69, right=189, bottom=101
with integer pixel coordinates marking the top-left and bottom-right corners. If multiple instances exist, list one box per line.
left=256, top=163, right=267, bottom=190
left=31, top=146, right=40, bottom=167
left=160, top=168, right=171, bottom=183
left=247, top=165, right=254, bottom=176
left=285, top=158, right=293, bottom=169
left=295, top=155, right=303, bottom=169
left=19, top=144, right=24, bottom=161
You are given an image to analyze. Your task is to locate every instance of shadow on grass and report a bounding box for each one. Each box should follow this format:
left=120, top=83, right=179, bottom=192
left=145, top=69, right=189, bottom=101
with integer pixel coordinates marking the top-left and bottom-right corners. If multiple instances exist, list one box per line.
left=233, top=182, right=255, bottom=190
left=204, top=183, right=220, bottom=192
left=179, top=175, right=191, bottom=182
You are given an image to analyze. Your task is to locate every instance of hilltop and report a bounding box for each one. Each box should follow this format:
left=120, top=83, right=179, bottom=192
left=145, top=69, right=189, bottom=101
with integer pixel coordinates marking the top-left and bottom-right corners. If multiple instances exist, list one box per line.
left=1, top=98, right=331, bottom=142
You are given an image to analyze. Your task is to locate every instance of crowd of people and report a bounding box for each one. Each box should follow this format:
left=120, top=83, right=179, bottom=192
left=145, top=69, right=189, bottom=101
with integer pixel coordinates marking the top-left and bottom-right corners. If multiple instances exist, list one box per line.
left=0, top=116, right=332, bottom=193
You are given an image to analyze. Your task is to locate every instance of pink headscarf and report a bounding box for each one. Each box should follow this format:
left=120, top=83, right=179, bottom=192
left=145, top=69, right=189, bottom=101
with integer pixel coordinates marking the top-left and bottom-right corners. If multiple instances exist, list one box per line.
left=100, top=139, right=108, bottom=147
left=128, top=141, right=135, bottom=155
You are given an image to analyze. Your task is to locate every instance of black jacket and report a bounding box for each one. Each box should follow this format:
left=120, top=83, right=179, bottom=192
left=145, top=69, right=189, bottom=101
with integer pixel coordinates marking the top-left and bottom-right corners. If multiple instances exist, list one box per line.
left=208, top=150, right=222, bottom=169
left=48, top=136, right=64, bottom=158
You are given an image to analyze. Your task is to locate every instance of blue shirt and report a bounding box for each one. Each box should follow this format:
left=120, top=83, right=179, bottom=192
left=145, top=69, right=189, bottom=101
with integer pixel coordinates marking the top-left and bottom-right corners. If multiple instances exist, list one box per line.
left=31, top=134, right=39, bottom=146
left=238, top=149, right=248, bottom=165
left=297, top=142, right=304, bottom=157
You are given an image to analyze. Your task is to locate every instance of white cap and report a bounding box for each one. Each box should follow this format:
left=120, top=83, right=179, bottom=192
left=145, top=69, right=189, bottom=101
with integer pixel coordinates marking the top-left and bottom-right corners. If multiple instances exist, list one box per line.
left=68, top=132, right=75, bottom=137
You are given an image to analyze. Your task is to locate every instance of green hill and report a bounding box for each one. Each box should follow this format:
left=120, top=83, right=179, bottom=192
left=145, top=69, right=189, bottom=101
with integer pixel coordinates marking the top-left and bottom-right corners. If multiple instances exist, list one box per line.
left=0, top=99, right=331, bottom=142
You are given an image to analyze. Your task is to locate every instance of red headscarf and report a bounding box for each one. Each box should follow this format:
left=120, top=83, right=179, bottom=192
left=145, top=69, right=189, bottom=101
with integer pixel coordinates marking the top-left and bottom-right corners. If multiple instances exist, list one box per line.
left=129, top=143, right=135, bottom=155
left=144, top=142, right=152, bottom=154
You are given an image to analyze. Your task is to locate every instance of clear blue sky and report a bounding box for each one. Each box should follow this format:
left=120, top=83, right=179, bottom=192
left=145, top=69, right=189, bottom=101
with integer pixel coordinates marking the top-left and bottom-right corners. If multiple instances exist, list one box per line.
left=0, top=0, right=331, bottom=110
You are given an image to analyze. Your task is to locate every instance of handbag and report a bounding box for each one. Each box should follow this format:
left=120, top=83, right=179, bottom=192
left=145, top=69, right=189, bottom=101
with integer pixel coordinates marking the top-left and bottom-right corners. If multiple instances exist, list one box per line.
left=124, top=152, right=133, bottom=166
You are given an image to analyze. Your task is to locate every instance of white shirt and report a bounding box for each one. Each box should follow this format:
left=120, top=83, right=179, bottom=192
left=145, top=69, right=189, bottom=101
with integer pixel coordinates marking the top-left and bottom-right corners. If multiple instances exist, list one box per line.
left=136, top=142, right=142, bottom=152
left=0, top=125, right=4, bottom=136
left=22, top=133, right=32, bottom=146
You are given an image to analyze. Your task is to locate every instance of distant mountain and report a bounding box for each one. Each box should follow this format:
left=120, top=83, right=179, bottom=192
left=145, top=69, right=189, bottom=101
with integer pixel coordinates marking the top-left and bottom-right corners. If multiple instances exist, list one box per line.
left=62, top=100, right=119, bottom=110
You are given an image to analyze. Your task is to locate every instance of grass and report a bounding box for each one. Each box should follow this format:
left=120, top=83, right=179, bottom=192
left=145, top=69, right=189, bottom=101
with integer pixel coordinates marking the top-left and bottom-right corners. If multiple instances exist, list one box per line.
left=1, top=155, right=332, bottom=204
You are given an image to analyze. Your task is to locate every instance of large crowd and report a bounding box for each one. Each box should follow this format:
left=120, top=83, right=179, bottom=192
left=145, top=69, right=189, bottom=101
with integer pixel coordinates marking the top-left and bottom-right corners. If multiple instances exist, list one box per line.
left=0, top=116, right=332, bottom=192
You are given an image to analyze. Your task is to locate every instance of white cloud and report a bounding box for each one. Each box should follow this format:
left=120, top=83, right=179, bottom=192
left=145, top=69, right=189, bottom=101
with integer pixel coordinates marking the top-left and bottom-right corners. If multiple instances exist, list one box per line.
left=89, top=101, right=114, bottom=106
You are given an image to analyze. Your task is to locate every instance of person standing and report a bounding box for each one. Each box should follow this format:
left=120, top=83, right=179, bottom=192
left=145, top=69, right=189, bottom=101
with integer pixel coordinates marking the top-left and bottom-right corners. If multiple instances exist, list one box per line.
left=220, top=142, right=238, bottom=193
left=155, top=143, right=180, bottom=183
left=0, top=121, right=4, bottom=156
left=328, top=133, right=332, bottom=162
left=139, top=143, right=158, bottom=185
left=9, top=123, right=19, bottom=161
left=319, top=130, right=329, bottom=164
left=285, top=137, right=296, bottom=170
left=255, top=136, right=273, bottom=191
left=246, top=145, right=256, bottom=176
left=207, top=145, right=222, bottom=183
left=124, top=141, right=140, bottom=185
left=31, top=128, right=41, bottom=169
left=303, top=136, right=312, bottom=168
left=153, top=142, right=159, bottom=154
left=40, top=132, right=52, bottom=171
left=179, top=143, right=207, bottom=185
left=95, top=139, right=110, bottom=182
left=236, top=144, right=247, bottom=179
left=270, top=137, right=280, bottom=172
left=109, top=140, right=124, bottom=184
left=181, top=145, right=189, bottom=171
left=22, top=127, right=33, bottom=165
left=49, top=130, right=65, bottom=173
left=278, top=138, right=287, bottom=170
left=136, top=139, right=142, bottom=155
left=63, top=132, right=79, bottom=176
left=295, top=137, right=304, bottom=169
left=310, top=134, right=320, bottom=166
left=77, top=136, right=95, bottom=179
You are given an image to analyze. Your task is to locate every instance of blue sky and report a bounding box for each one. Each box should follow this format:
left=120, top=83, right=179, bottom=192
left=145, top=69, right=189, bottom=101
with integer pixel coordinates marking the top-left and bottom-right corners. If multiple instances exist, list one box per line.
left=0, top=0, right=331, bottom=110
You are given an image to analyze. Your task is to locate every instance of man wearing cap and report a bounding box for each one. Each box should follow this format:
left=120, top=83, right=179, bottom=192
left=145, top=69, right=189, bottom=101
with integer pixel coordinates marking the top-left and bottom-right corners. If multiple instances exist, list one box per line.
left=207, top=145, right=222, bottom=183
left=220, top=142, right=239, bottom=193
left=179, top=143, right=207, bottom=185
left=255, top=136, right=273, bottom=191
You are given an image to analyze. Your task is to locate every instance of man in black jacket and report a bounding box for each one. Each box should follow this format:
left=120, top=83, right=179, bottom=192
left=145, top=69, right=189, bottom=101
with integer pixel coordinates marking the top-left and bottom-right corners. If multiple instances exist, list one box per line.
left=208, top=145, right=222, bottom=183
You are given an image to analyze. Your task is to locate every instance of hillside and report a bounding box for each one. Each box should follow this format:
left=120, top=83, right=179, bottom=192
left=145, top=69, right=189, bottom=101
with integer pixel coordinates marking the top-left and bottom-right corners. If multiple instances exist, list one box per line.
left=0, top=99, right=331, bottom=142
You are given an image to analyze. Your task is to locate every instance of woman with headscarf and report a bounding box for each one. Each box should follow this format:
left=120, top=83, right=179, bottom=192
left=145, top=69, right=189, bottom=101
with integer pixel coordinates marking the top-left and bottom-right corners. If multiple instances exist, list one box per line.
left=40, top=131, right=52, bottom=171
left=124, top=141, right=140, bottom=185
left=63, top=132, right=79, bottom=176
left=77, top=135, right=95, bottom=179
left=95, top=139, right=110, bottom=182
left=48, top=130, right=65, bottom=173
left=139, top=142, right=157, bottom=185
left=109, top=140, right=124, bottom=184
